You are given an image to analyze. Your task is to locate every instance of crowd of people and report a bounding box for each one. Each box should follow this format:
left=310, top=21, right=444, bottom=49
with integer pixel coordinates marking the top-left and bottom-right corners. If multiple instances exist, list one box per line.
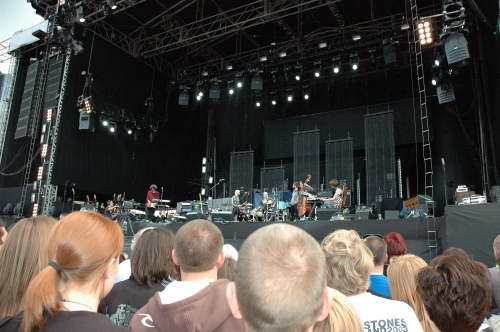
left=0, top=211, right=498, bottom=332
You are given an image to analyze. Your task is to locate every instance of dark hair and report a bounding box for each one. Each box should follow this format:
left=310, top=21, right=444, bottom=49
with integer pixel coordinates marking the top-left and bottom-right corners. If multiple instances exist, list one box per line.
left=384, top=232, right=407, bottom=261
left=20, top=212, right=123, bottom=332
left=131, top=228, right=178, bottom=287
left=363, top=236, right=387, bottom=266
left=217, top=257, right=237, bottom=281
left=416, top=255, right=491, bottom=332
left=0, top=219, right=6, bottom=245
left=442, top=247, right=469, bottom=258
left=174, top=219, right=223, bottom=273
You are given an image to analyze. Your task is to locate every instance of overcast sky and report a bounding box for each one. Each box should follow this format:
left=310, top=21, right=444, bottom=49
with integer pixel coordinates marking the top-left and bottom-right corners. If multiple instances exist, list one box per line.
left=0, top=0, right=44, bottom=73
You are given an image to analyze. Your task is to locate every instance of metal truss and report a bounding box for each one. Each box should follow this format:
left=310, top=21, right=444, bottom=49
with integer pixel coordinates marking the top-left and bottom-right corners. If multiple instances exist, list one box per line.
left=0, top=54, right=19, bottom=166
left=321, top=0, right=346, bottom=27
left=0, top=39, right=11, bottom=64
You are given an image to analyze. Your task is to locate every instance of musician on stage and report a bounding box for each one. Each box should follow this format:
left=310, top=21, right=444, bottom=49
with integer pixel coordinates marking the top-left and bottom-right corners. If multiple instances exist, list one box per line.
left=145, top=184, right=160, bottom=222
left=104, top=200, right=117, bottom=220
left=231, top=189, right=241, bottom=221
left=321, top=179, right=343, bottom=208
left=290, top=182, right=300, bottom=221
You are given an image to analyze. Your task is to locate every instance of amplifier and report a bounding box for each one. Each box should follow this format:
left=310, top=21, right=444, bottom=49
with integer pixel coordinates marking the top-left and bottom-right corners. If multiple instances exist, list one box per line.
left=356, top=206, right=372, bottom=220
left=176, top=202, right=192, bottom=214
left=462, top=195, right=486, bottom=205
left=211, top=211, right=234, bottom=222
left=316, top=208, right=341, bottom=220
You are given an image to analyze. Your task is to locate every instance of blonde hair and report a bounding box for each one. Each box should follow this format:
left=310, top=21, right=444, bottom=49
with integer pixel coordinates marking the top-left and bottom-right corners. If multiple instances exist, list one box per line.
left=0, top=216, right=57, bottom=318
left=321, top=229, right=374, bottom=295
left=313, top=288, right=363, bottom=332
left=387, top=255, right=432, bottom=332
left=20, top=212, right=123, bottom=332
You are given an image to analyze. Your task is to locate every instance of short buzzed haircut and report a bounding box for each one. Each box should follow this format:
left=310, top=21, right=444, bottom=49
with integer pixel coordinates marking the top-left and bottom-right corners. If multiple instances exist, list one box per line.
left=321, top=229, right=374, bottom=295
left=174, top=219, right=224, bottom=273
left=235, top=224, right=327, bottom=332
left=363, top=236, right=387, bottom=266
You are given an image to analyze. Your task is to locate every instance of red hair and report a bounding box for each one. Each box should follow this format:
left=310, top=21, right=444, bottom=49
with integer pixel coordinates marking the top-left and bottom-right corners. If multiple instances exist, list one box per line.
left=384, top=232, right=407, bottom=261
left=20, top=212, right=123, bottom=332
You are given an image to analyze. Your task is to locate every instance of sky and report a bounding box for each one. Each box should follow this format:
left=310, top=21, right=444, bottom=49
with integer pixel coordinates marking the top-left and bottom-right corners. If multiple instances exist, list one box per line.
left=0, top=0, right=44, bottom=73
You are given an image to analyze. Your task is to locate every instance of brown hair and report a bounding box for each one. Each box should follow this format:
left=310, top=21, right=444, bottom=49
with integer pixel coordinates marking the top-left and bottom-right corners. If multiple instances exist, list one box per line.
left=0, top=216, right=57, bottom=318
left=0, top=218, right=6, bottom=245
left=363, top=236, right=387, bottom=266
left=174, top=219, right=223, bottom=273
left=321, top=229, right=373, bottom=295
left=313, top=289, right=363, bottom=332
left=416, top=255, right=491, bottom=332
left=384, top=232, right=407, bottom=261
left=442, top=246, right=469, bottom=258
left=217, top=257, right=237, bottom=281
left=387, top=255, right=432, bottom=332
left=236, top=223, right=327, bottom=331
left=131, top=228, right=178, bottom=287
left=20, top=212, right=123, bottom=332
left=328, top=179, right=339, bottom=188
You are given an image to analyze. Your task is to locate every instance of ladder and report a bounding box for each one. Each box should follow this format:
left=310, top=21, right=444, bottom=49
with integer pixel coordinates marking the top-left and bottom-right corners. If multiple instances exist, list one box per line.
left=407, top=0, right=437, bottom=261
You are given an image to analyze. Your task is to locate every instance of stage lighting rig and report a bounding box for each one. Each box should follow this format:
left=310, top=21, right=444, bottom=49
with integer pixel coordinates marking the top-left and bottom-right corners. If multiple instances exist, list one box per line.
left=83, top=96, right=93, bottom=113
left=302, top=86, right=310, bottom=100
left=350, top=53, right=359, bottom=71
left=313, top=60, right=322, bottom=78
left=332, top=57, right=341, bottom=74
left=251, top=72, right=263, bottom=91
left=294, top=65, right=302, bottom=81
left=209, top=81, right=221, bottom=100
left=76, top=6, right=85, bottom=22
left=106, top=0, right=117, bottom=10
left=270, top=90, right=277, bottom=105
left=235, top=72, right=244, bottom=88
left=227, top=80, right=235, bottom=95
left=417, top=20, right=434, bottom=45
left=286, top=87, right=294, bottom=102
left=108, top=121, right=116, bottom=133
left=255, top=94, right=262, bottom=107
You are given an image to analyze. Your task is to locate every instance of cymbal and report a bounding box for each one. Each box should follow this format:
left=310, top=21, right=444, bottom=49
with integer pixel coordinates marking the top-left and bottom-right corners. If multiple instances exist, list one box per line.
left=244, top=203, right=254, bottom=207
left=221, top=203, right=232, bottom=206
left=261, top=199, right=273, bottom=204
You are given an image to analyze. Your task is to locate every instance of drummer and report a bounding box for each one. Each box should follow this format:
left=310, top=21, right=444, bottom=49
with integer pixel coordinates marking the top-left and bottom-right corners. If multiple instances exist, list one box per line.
left=260, top=192, right=275, bottom=212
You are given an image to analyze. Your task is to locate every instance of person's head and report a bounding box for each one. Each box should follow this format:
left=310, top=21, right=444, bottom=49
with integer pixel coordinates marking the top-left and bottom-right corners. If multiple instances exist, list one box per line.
left=384, top=232, right=407, bottom=261
left=227, top=223, right=332, bottom=332
left=131, top=227, right=154, bottom=251
left=0, top=216, right=57, bottom=318
left=0, top=219, right=7, bottom=251
left=217, top=257, right=237, bottom=281
left=235, top=189, right=240, bottom=196
left=313, top=288, right=364, bottom=332
left=387, top=255, right=432, bottom=332
left=263, top=192, right=268, bottom=199
left=293, top=182, right=299, bottom=190
left=416, top=255, right=491, bottom=332
left=20, top=212, right=124, bottom=332
left=442, top=246, right=469, bottom=258
left=328, top=179, right=339, bottom=189
left=173, top=219, right=224, bottom=274
left=321, top=229, right=373, bottom=295
left=131, top=228, right=178, bottom=287
left=363, top=235, right=387, bottom=267
left=150, top=184, right=157, bottom=192
left=493, top=235, right=500, bottom=264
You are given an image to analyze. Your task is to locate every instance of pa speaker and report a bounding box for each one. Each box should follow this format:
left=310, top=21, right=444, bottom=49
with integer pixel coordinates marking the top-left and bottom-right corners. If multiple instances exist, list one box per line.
left=186, top=212, right=207, bottom=222
left=316, top=208, right=341, bottom=220
left=178, top=90, right=189, bottom=106
left=211, top=211, right=233, bottom=221
left=251, top=73, right=263, bottom=91
left=79, top=110, right=95, bottom=132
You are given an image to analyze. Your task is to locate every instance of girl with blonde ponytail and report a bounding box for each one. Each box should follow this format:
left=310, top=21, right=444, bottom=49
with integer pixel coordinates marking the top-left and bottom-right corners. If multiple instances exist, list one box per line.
left=1, top=211, right=127, bottom=332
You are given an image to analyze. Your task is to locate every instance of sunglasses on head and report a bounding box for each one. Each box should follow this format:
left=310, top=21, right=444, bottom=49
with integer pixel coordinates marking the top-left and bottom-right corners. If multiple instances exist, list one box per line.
left=362, top=234, right=384, bottom=240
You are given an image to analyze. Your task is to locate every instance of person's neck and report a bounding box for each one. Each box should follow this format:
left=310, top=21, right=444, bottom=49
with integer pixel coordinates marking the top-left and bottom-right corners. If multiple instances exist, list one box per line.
left=372, top=265, right=384, bottom=274
left=180, top=267, right=218, bottom=282
left=345, top=290, right=367, bottom=297
left=60, top=288, right=99, bottom=312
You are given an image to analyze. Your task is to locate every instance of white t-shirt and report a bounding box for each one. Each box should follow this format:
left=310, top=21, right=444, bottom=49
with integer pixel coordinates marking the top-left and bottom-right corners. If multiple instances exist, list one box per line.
left=114, top=259, right=131, bottom=284
left=159, top=280, right=211, bottom=304
left=348, top=292, right=424, bottom=332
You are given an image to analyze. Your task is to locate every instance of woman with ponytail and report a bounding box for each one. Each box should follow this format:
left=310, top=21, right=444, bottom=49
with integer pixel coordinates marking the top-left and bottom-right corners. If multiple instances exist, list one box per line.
left=0, top=211, right=127, bottom=332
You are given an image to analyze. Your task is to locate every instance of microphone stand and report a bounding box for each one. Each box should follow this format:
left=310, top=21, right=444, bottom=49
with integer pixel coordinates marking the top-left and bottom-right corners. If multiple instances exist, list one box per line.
left=442, top=158, right=448, bottom=206
left=71, top=188, right=76, bottom=212
left=61, top=181, right=68, bottom=216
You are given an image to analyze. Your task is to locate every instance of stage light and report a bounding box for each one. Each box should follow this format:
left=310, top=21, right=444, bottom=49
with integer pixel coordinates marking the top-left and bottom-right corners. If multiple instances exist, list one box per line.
left=202, top=70, right=209, bottom=76
left=332, top=57, right=341, bottom=74
left=235, top=73, right=244, bottom=88
left=83, top=96, right=93, bottom=114
left=445, top=32, right=469, bottom=66
left=208, top=176, right=213, bottom=184
left=41, top=143, right=48, bottom=157
left=226, top=64, right=233, bottom=70
left=286, top=88, right=294, bottom=102
left=437, top=80, right=455, bottom=104
left=431, top=69, right=447, bottom=86
left=124, top=123, right=133, bottom=135
left=434, top=53, right=447, bottom=67
left=255, top=95, right=262, bottom=107
left=401, top=23, right=410, bottom=30
left=271, top=68, right=278, bottom=83
left=76, top=6, right=85, bottom=22
left=59, top=0, right=66, bottom=5
left=279, top=51, right=287, bottom=58
left=202, top=157, right=207, bottom=165
left=417, top=20, right=433, bottom=46
left=202, top=166, right=206, bottom=173
left=294, top=65, right=302, bottom=81
left=178, top=88, right=189, bottom=106
left=209, top=82, right=221, bottom=99
left=227, top=80, right=235, bottom=95
left=100, top=114, right=109, bottom=126
left=313, top=60, right=322, bottom=78
left=251, top=73, right=263, bottom=91
left=195, top=85, right=204, bottom=101
left=31, top=193, right=38, bottom=204
left=109, top=122, right=116, bottom=133
left=303, top=86, right=310, bottom=100
left=352, top=34, right=361, bottom=41
left=350, top=54, right=359, bottom=71
left=201, top=188, right=206, bottom=195
left=318, top=42, right=327, bottom=49
left=46, top=108, right=53, bottom=122
left=32, top=203, right=38, bottom=217
left=37, top=166, right=43, bottom=180
left=106, top=0, right=117, bottom=9
left=270, top=90, right=277, bottom=105
left=259, top=56, right=267, bottom=62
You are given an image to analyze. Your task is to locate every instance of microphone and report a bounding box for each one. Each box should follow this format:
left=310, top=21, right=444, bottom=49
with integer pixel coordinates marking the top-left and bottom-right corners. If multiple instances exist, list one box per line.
left=219, top=179, right=225, bottom=182
left=441, top=158, right=445, bottom=166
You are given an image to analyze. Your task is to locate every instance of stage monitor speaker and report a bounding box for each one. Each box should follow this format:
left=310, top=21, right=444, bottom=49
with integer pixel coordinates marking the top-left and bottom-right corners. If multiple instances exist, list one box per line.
left=385, top=210, right=400, bottom=220
left=316, top=208, right=341, bottom=220
left=79, top=110, right=95, bottom=132
left=211, top=211, right=233, bottom=221
left=186, top=212, right=207, bottom=222
left=356, top=206, right=372, bottom=220
left=345, top=190, right=352, bottom=208
left=80, top=203, right=95, bottom=211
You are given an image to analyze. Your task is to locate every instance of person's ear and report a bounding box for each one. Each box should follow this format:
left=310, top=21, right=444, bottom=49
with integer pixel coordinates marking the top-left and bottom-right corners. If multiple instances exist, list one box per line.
left=317, top=287, right=334, bottom=322
left=226, top=282, right=243, bottom=319
left=172, top=249, right=179, bottom=265
left=216, top=251, right=225, bottom=268
left=384, top=253, right=388, bottom=263
left=104, top=257, right=117, bottom=279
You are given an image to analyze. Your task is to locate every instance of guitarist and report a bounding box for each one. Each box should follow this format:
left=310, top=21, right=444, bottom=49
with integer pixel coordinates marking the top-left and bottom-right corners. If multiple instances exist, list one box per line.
left=145, top=184, right=160, bottom=222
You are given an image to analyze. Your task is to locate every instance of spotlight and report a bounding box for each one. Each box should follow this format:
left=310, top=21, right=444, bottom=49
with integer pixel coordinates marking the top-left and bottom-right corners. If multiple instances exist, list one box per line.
left=106, top=0, right=117, bottom=9
left=76, top=6, right=85, bottom=22
left=37, top=166, right=43, bottom=180
left=100, top=114, right=109, bottom=126
left=259, top=56, right=267, bottom=62
left=332, top=57, right=341, bottom=74
left=279, top=51, right=287, bottom=58
left=251, top=72, right=263, bottom=91
left=178, top=88, right=189, bottom=106
left=124, top=123, right=134, bottom=135
left=209, top=82, right=221, bottom=99
left=227, top=80, right=235, bottom=95
left=294, top=65, right=302, bottom=81
left=226, top=64, right=233, bottom=70
left=46, top=108, right=53, bottom=122
left=434, top=53, right=447, bottom=67
left=431, top=69, right=447, bottom=86
left=318, top=42, right=327, bottom=49
left=286, top=88, right=294, bottom=102
left=195, top=85, right=204, bottom=101
left=417, top=20, right=433, bottom=45
left=202, top=70, right=209, bottom=76
left=235, top=73, right=244, bottom=88
left=270, top=90, right=277, bottom=105
left=350, top=54, right=359, bottom=71
left=41, top=143, right=48, bottom=157
left=302, top=86, right=310, bottom=100
left=352, top=34, right=361, bottom=41
left=444, top=32, right=469, bottom=66
left=313, top=60, right=322, bottom=78
left=83, top=96, right=93, bottom=114
left=255, top=95, right=262, bottom=107
left=109, top=122, right=116, bottom=133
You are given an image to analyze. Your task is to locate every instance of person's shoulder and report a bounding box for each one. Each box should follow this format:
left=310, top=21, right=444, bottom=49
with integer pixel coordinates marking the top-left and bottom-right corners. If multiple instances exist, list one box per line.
left=48, top=311, right=129, bottom=332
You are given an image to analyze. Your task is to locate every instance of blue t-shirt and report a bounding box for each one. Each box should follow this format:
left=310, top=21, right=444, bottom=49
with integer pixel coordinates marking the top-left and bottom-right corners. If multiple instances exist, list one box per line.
left=369, top=274, right=391, bottom=298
